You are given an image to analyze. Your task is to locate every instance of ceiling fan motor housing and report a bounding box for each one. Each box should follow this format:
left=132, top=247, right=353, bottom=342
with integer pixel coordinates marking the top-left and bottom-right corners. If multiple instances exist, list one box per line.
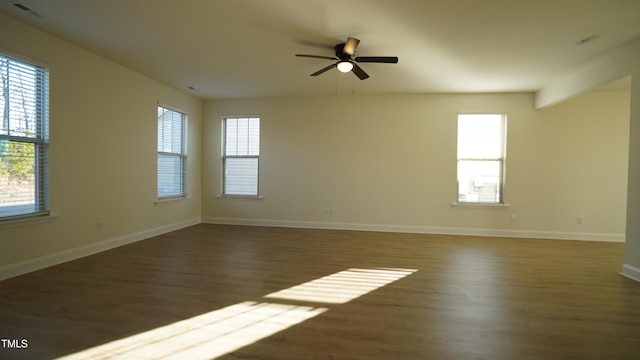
left=334, top=43, right=350, bottom=60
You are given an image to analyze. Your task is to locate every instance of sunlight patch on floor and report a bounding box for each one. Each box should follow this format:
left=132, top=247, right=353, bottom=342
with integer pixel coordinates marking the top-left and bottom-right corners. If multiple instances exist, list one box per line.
left=58, top=301, right=327, bottom=360
left=265, top=268, right=417, bottom=304
left=58, top=267, right=417, bottom=359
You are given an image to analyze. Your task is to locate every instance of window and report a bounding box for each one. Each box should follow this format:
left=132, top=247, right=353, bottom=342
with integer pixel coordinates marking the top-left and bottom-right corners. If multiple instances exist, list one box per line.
left=0, top=53, right=49, bottom=221
left=157, top=105, right=187, bottom=199
left=457, top=114, right=506, bottom=204
left=222, top=117, right=260, bottom=196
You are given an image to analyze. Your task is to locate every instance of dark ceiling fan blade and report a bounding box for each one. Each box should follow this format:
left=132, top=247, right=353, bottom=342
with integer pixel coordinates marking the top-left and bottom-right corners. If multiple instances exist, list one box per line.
left=352, top=63, right=369, bottom=80
left=311, top=63, right=337, bottom=76
left=343, top=37, right=360, bottom=56
left=354, top=56, right=399, bottom=63
left=296, top=54, right=338, bottom=60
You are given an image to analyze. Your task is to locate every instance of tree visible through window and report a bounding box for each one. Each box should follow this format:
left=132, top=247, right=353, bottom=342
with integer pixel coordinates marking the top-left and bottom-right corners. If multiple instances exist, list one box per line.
left=0, top=53, right=49, bottom=220
left=222, top=117, right=260, bottom=196
left=457, top=114, right=506, bottom=204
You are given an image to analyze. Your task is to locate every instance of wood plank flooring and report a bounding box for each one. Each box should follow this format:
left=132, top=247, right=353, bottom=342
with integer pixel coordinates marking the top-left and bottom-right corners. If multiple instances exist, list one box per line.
left=1, top=224, right=639, bottom=359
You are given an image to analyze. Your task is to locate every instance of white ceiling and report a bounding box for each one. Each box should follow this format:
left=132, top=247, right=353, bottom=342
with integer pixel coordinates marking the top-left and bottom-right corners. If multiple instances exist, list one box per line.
left=2, top=0, right=639, bottom=99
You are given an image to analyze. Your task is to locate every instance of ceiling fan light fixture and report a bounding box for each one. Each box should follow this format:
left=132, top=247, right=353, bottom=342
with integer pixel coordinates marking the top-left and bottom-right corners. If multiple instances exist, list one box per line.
left=337, top=61, right=354, bottom=73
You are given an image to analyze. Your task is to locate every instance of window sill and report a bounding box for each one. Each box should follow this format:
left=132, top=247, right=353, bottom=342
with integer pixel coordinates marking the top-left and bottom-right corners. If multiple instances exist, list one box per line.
left=451, top=202, right=511, bottom=208
left=217, top=194, right=264, bottom=199
left=155, top=195, right=189, bottom=204
left=0, top=213, right=58, bottom=230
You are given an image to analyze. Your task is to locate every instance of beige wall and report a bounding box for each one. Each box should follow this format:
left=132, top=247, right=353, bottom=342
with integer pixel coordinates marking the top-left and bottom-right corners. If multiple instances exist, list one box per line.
left=203, top=91, right=629, bottom=239
left=624, top=73, right=640, bottom=277
left=534, top=38, right=640, bottom=281
left=0, top=14, right=202, bottom=274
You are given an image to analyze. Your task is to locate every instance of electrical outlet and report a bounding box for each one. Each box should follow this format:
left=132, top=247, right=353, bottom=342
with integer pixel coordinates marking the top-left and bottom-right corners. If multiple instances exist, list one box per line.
left=324, top=208, right=334, bottom=216
left=577, top=216, right=584, bottom=225
left=510, top=214, right=517, bottom=223
left=97, top=220, right=103, bottom=231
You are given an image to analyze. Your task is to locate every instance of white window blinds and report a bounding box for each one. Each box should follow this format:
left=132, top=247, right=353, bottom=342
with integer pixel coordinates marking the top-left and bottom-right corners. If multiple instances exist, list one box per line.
left=223, top=117, right=260, bottom=196
left=0, top=54, right=49, bottom=220
left=457, top=114, right=506, bottom=204
left=157, top=105, right=187, bottom=199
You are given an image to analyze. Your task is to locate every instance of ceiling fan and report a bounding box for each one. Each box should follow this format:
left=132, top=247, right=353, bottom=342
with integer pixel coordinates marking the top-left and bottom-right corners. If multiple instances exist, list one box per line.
left=295, top=37, right=398, bottom=80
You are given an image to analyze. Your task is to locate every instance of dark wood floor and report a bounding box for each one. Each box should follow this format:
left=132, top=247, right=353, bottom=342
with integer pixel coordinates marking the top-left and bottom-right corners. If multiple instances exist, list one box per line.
left=1, top=224, right=639, bottom=359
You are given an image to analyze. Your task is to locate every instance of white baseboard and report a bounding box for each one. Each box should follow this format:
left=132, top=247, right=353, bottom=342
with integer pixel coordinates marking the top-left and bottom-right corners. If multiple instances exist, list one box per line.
left=201, top=217, right=625, bottom=242
left=0, top=217, right=201, bottom=281
left=620, top=264, right=640, bottom=283
left=3, top=216, right=625, bottom=282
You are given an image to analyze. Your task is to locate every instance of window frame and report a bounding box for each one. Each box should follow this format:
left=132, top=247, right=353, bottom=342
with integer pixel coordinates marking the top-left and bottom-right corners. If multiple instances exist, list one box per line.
left=456, top=113, right=507, bottom=205
left=156, top=104, right=187, bottom=200
left=0, top=52, right=50, bottom=222
left=221, top=116, right=261, bottom=197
